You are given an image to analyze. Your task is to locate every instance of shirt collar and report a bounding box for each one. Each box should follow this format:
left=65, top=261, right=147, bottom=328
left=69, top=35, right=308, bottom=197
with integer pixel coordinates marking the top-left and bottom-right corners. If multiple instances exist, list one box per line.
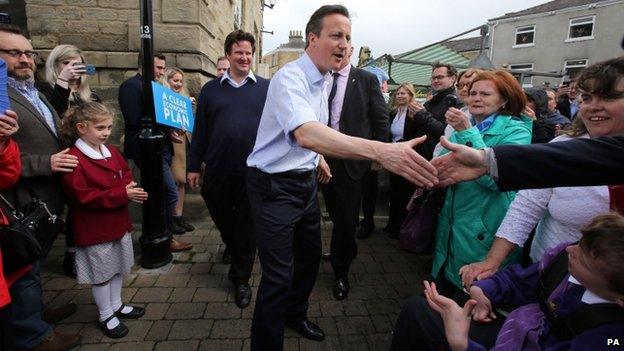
left=568, top=275, right=616, bottom=305
left=471, top=113, right=497, bottom=133
left=75, top=138, right=111, bottom=160
left=333, top=63, right=351, bottom=77
left=299, top=53, right=326, bottom=86
left=220, top=69, right=256, bottom=85
left=7, top=77, right=36, bottom=91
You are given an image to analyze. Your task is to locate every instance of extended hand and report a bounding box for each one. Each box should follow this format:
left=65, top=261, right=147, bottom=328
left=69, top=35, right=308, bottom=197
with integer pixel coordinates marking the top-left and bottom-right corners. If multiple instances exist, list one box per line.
left=377, top=136, right=438, bottom=187
left=407, top=100, right=424, bottom=117
left=424, top=281, right=474, bottom=351
left=459, top=260, right=499, bottom=287
left=431, top=137, right=487, bottom=187
left=51, top=148, right=79, bottom=172
left=169, top=129, right=185, bottom=143
left=317, top=156, right=332, bottom=184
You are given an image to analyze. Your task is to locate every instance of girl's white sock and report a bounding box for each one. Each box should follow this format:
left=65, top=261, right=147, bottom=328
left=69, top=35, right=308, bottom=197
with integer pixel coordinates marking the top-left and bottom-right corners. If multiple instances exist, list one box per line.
left=110, top=274, right=132, bottom=314
left=92, top=283, right=120, bottom=329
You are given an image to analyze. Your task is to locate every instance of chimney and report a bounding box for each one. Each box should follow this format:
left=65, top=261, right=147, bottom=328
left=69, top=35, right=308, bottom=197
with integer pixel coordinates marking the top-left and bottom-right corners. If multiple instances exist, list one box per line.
left=289, top=30, right=303, bottom=42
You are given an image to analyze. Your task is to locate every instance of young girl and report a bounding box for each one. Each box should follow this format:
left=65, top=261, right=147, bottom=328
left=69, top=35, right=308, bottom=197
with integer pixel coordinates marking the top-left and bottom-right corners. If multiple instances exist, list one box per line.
left=59, top=102, right=147, bottom=338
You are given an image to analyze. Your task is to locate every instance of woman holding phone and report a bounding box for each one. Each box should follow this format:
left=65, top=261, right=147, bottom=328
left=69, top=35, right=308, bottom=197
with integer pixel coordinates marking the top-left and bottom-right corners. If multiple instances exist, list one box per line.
left=37, top=44, right=100, bottom=117
left=37, top=44, right=100, bottom=278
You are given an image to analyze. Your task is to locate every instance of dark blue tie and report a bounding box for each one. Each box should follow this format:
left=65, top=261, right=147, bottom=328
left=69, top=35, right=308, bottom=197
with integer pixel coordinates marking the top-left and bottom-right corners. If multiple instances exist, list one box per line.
left=327, top=72, right=340, bottom=125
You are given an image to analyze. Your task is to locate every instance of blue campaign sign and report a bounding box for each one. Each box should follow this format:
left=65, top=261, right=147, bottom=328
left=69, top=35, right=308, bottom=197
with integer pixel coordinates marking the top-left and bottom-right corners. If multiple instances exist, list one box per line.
left=152, top=82, right=194, bottom=132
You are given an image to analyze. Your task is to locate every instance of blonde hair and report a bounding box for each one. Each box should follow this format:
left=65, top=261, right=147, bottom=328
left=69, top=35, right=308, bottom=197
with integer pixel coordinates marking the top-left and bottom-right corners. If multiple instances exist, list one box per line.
left=393, top=83, right=416, bottom=109
left=163, top=67, right=189, bottom=97
left=60, top=102, right=112, bottom=147
left=45, top=44, right=93, bottom=104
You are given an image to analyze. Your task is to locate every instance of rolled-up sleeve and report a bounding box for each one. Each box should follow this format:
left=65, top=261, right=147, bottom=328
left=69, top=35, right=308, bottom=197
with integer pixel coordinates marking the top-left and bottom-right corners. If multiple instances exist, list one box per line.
left=271, top=72, right=319, bottom=146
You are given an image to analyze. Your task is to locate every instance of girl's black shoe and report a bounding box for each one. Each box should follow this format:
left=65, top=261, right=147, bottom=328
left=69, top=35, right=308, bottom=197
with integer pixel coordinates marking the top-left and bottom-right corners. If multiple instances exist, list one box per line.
left=114, top=305, right=146, bottom=319
left=98, top=315, right=128, bottom=339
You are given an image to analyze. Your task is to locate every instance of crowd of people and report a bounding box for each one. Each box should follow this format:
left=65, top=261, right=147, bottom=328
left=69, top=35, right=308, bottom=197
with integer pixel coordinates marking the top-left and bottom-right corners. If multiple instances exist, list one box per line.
left=0, top=3, right=623, bottom=351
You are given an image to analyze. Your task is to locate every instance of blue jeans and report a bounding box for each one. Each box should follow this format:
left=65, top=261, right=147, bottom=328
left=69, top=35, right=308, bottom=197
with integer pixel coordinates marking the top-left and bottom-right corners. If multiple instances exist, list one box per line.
left=8, top=262, right=53, bottom=350
left=162, top=151, right=179, bottom=221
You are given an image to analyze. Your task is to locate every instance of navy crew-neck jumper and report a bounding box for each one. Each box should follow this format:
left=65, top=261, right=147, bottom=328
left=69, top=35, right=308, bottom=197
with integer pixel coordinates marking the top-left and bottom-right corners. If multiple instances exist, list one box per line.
left=189, top=76, right=269, bottom=175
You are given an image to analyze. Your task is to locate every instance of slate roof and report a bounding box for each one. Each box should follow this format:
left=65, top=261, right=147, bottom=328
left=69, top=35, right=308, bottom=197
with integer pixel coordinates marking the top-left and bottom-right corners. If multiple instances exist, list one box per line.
left=490, top=0, right=599, bottom=20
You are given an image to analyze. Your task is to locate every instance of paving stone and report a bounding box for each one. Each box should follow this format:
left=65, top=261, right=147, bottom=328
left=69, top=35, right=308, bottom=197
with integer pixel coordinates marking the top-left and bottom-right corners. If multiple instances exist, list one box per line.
left=339, top=335, right=369, bottom=351
left=122, top=287, right=138, bottom=302
left=193, top=287, right=229, bottom=302
left=155, top=274, right=190, bottom=287
left=108, top=341, right=155, bottom=351
left=142, top=303, right=170, bottom=320
left=203, top=302, right=242, bottom=319
left=382, top=261, right=410, bottom=273
left=371, top=314, right=394, bottom=333
left=366, top=333, right=392, bottom=350
left=315, top=317, right=338, bottom=335
left=299, top=335, right=341, bottom=351
left=307, top=301, right=321, bottom=318
left=193, top=252, right=212, bottom=263
left=49, top=289, right=79, bottom=305
left=372, top=285, right=399, bottom=299
left=169, top=263, right=192, bottom=273
left=42, top=290, right=59, bottom=305
left=189, top=263, right=213, bottom=274
left=154, top=340, right=200, bottom=351
left=78, top=344, right=109, bottom=351
left=335, top=316, right=375, bottom=335
left=187, top=274, right=222, bottom=288
left=343, top=300, right=368, bottom=316
left=198, top=339, right=244, bottom=350
left=132, top=288, right=173, bottom=303
left=347, top=287, right=378, bottom=300
left=165, top=302, right=206, bottom=319
left=54, top=322, right=83, bottom=334
left=44, top=277, right=76, bottom=290
left=168, top=287, right=197, bottom=302
left=61, top=304, right=98, bottom=323
left=131, top=275, right=158, bottom=287
left=145, top=320, right=173, bottom=341
left=210, top=263, right=229, bottom=274
left=210, top=319, right=252, bottom=339
left=354, top=273, right=385, bottom=286
left=319, top=300, right=345, bottom=317
left=364, top=299, right=399, bottom=315
left=168, top=319, right=213, bottom=340
left=78, top=322, right=106, bottom=344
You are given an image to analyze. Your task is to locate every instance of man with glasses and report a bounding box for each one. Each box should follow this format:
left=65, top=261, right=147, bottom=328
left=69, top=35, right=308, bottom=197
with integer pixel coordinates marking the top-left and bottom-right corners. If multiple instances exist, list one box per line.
left=408, top=62, right=461, bottom=160
left=0, top=24, right=82, bottom=351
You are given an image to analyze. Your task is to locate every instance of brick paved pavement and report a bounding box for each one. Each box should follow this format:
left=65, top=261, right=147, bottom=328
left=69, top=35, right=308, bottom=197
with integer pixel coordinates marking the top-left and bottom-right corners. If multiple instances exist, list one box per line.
left=41, top=193, right=431, bottom=350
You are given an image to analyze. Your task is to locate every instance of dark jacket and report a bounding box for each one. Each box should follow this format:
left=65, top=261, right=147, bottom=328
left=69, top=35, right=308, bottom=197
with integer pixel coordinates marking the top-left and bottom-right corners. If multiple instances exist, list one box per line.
left=410, top=86, right=460, bottom=160
left=118, top=74, right=172, bottom=161
left=36, top=81, right=100, bottom=119
left=494, top=136, right=624, bottom=191
left=3, top=86, right=65, bottom=214
left=334, top=67, right=389, bottom=180
left=525, top=88, right=555, bottom=143
left=545, top=109, right=571, bottom=127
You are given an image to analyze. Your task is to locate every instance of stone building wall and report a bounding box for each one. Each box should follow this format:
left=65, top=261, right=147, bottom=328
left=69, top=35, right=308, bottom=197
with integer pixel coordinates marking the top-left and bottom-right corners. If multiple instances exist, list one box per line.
left=19, top=0, right=264, bottom=145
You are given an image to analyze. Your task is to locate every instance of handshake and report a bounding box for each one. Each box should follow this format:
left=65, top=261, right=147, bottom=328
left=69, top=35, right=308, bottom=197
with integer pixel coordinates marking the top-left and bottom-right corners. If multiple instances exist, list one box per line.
left=378, top=136, right=490, bottom=188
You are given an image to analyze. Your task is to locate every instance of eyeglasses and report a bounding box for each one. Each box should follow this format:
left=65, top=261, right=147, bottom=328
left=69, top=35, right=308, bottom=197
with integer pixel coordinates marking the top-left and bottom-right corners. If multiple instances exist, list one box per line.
left=456, top=83, right=469, bottom=89
left=0, top=49, right=39, bottom=59
left=431, top=75, right=450, bottom=81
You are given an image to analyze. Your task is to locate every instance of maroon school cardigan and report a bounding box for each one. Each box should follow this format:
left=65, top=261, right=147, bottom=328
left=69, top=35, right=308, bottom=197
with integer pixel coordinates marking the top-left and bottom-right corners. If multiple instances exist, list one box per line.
left=61, top=144, right=134, bottom=247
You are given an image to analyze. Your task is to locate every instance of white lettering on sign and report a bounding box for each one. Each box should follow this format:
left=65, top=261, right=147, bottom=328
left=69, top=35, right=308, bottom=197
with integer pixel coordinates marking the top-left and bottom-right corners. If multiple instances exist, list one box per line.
left=161, top=92, right=190, bottom=130
left=607, top=338, right=620, bottom=346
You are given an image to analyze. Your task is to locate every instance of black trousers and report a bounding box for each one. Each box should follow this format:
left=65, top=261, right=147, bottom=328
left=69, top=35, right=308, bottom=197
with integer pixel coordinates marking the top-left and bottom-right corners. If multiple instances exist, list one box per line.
left=360, top=169, right=378, bottom=228
left=247, top=168, right=321, bottom=351
left=386, top=172, right=416, bottom=234
left=201, top=172, right=255, bottom=284
left=321, top=158, right=361, bottom=276
left=390, top=295, right=504, bottom=351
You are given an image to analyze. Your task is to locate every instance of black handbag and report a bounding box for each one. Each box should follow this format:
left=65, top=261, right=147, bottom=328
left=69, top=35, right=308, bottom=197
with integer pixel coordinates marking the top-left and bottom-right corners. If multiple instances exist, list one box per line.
left=398, top=187, right=446, bottom=254
left=0, top=183, right=64, bottom=273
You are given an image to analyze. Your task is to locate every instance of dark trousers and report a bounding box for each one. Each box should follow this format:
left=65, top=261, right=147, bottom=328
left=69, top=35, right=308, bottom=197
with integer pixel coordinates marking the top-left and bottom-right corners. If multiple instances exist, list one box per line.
left=360, top=169, right=378, bottom=229
left=0, top=306, right=10, bottom=351
left=201, top=172, right=255, bottom=284
left=321, top=158, right=361, bottom=276
left=247, top=168, right=321, bottom=351
left=386, top=172, right=416, bottom=234
left=390, top=295, right=504, bottom=351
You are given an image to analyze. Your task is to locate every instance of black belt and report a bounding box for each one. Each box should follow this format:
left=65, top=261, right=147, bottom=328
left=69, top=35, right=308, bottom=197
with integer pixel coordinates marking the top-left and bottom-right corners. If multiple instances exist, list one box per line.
left=271, top=169, right=314, bottom=180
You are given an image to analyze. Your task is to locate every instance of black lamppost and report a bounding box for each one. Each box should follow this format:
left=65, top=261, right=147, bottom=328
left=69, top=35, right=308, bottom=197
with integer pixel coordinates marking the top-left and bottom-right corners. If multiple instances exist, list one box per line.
left=138, top=0, right=172, bottom=268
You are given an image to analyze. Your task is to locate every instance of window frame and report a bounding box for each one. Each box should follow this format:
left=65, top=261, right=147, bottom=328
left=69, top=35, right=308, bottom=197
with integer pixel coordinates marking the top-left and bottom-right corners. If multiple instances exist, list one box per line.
left=509, top=63, right=534, bottom=87
left=566, top=15, right=595, bottom=42
left=513, top=25, right=536, bottom=48
left=563, top=59, right=588, bottom=79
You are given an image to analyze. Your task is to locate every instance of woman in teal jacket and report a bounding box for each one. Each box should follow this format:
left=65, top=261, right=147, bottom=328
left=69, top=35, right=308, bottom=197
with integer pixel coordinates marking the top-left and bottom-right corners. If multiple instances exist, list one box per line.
left=432, top=70, right=533, bottom=296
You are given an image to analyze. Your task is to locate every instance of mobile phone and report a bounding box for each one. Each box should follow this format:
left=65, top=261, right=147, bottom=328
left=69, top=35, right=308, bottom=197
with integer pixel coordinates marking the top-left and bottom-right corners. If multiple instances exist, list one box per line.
left=85, top=64, right=96, bottom=75
left=443, top=95, right=459, bottom=109
left=0, top=13, right=10, bottom=24
left=561, top=75, right=570, bottom=87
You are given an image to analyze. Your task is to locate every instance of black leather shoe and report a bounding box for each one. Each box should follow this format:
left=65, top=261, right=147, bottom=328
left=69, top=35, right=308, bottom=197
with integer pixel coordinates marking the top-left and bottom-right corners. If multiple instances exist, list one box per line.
left=114, top=305, right=145, bottom=319
left=357, top=224, right=374, bottom=239
left=234, top=283, right=252, bottom=308
left=98, top=315, right=129, bottom=339
left=174, top=216, right=195, bottom=232
left=222, top=248, right=232, bottom=264
left=169, top=220, right=186, bottom=235
left=285, top=319, right=325, bottom=341
left=321, top=252, right=331, bottom=261
left=333, top=275, right=350, bottom=300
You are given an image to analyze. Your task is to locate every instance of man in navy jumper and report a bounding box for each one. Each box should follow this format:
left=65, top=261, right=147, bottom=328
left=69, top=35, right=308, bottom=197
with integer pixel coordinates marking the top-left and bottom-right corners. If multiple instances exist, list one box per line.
left=188, top=30, right=269, bottom=309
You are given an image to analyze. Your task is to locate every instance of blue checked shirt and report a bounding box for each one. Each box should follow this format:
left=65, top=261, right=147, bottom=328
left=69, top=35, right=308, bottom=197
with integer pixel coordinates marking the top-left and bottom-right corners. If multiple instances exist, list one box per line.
left=8, top=77, right=57, bottom=135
